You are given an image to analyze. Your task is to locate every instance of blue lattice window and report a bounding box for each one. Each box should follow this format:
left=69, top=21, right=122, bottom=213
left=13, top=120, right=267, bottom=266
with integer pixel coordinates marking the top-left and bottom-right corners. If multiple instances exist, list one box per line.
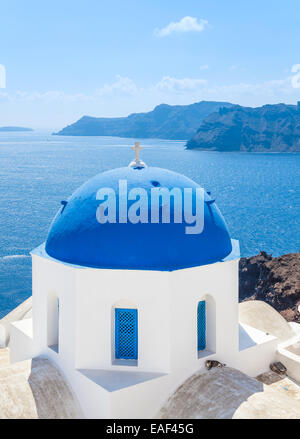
left=115, top=308, right=138, bottom=360
left=197, top=301, right=206, bottom=351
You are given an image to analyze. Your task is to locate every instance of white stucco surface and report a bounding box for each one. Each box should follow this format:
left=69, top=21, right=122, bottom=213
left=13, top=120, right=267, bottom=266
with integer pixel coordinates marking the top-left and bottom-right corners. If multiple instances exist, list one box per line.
left=8, top=244, right=299, bottom=419
left=9, top=249, right=280, bottom=418
left=239, top=300, right=294, bottom=341
left=239, top=301, right=300, bottom=383
left=0, top=297, right=32, bottom=348
left=276, top=335, right=300, bottom=383
left=10, top=318, right=33, bottom=364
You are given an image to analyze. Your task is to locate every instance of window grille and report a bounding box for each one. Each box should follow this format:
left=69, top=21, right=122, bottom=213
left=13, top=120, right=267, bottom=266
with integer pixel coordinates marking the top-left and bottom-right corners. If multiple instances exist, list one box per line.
left=197, top=301, right=206, bottom=350
left=115, top=308, right=138, bottom=360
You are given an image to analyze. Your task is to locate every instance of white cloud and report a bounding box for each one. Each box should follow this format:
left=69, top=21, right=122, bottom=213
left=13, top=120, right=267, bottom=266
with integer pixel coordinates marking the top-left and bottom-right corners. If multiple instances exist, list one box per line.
left=155, top=76, right=207, bottom=92
left=0, top=76, right=139, bottom=103
left=1, top=68, right=299, bottom=109
left=154, top=16, right=208, bottom=37
left=96, top=75, right=138, bottom=96
left=197, top=77, right=297, bottom=105
left=200, top=64, right=209, bottom=70
left=291, top=64, right=300, bottom=89
left=3, top=68, right=300, bottom=129
left=291, top=64, right=300, bottom=73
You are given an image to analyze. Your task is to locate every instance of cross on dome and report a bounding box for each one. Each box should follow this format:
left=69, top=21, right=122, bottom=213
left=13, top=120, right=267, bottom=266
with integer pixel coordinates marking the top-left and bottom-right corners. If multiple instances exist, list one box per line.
left=132, top=141, right=142, bottom=161
left=129, top=141, right=147, bottom=169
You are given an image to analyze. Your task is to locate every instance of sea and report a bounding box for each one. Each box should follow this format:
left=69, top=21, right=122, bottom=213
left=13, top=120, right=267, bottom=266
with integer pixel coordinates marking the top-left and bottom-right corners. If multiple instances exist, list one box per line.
left=0, top=130, right=299, bottom=317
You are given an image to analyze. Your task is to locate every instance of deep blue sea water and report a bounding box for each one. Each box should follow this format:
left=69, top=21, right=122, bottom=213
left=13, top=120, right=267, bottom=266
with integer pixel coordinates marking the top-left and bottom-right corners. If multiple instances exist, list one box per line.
left=0, top=131, right=299, bottom=317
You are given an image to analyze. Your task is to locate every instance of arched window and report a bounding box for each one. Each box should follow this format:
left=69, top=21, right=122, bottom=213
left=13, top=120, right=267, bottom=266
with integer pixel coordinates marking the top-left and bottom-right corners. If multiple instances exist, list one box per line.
left=115, top=308, right=138, bottom=360
left=197, top=301, right=206, bottom=351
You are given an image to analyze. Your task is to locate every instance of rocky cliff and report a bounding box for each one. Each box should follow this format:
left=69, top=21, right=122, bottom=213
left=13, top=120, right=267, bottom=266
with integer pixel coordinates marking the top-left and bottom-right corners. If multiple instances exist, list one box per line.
left=187, top=103, right=300, bottom=152
left=54, top=101, right=233, bottom=140
left=239, top=252, right=300, bottom=322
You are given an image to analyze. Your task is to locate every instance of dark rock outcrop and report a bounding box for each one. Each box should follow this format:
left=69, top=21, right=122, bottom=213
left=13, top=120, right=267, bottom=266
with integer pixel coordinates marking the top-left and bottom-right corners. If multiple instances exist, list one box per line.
left=187, top=103, right=300, bottom=152
left=239, top=252, right=300, bottom=322
left=54, top=101, right=233, bottom=140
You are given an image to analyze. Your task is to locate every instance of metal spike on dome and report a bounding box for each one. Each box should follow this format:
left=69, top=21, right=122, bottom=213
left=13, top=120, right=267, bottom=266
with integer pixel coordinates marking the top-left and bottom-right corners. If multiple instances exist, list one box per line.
left=129, top=141, right=147, bottom=169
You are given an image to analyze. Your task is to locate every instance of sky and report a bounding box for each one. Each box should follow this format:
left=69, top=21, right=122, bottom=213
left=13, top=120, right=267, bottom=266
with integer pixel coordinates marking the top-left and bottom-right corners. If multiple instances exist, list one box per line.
left=0, top=0, right=300, bottom=129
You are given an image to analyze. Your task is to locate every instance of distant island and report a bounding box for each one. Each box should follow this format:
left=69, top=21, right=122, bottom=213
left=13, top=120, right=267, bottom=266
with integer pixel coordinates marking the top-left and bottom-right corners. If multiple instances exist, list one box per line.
left=0, top=126, right=33, bottom=132
left=55, top=101, right=300, bottom=152
left=186, top=103, right=300, bottom=152
left=54, top=101, right=233, bottom=140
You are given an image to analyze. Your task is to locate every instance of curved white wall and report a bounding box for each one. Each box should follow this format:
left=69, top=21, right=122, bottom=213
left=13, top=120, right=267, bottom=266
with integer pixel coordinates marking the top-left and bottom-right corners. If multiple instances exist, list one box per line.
left=75, top=268, right=171, bottom=372
left=30, top=252, right=244, bottom=418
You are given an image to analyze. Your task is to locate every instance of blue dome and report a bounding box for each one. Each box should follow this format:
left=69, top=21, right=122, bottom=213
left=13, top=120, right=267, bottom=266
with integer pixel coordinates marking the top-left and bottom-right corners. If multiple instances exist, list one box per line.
left=45, top=166, right=232, bottom=270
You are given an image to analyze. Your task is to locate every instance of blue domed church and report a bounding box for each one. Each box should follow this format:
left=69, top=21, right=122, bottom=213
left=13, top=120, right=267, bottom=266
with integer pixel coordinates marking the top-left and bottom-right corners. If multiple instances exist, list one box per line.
left=9, top=143, right=278, bottom=419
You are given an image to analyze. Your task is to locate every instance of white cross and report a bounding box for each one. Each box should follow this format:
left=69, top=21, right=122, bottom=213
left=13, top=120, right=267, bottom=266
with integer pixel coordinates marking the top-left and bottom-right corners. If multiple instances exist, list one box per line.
left=129, top=141, right=146, bottom=168
left=132, top=141, right=143, bottom=162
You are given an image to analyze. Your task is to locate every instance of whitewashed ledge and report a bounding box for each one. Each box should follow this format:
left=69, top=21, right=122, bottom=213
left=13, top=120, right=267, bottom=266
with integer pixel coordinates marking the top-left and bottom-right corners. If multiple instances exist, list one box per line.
left=0, top=297, right=32, bottom=348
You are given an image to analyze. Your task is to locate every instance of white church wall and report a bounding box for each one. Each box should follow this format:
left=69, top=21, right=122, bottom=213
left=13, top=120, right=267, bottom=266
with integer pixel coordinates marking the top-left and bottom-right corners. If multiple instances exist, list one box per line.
left=32, top=253, right=239, bottom=382
left=110, top=374, right=170, bottom=419
left=75, top=267, right=171, bottom=373
left=109, top=355, right=225, bottom=419
left=32, top=254, right=76, bottom=371
left=47, top=291, right=59, bottom=351
left=169, top=259, right=239, bottom=374
left=31, top=254, right=242, bottom=418
left=56, top=364, right=111, bottom=419
left=28, top=253, right=281, bottom=419
left=237, top=337, right=277, bottom=377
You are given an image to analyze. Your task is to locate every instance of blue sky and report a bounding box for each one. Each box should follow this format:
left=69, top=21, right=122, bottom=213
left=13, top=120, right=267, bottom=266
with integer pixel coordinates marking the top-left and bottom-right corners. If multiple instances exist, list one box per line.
left=0, top=0, right=300, bottom=129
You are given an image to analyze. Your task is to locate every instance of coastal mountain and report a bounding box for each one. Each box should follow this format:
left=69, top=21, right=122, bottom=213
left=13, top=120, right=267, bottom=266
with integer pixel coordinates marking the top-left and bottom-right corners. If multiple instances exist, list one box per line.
left=0, top=126, right=33, bottom=132
left=54, top=101, right=233, bottom=139
left=186, top=103, right=300, bottom=152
